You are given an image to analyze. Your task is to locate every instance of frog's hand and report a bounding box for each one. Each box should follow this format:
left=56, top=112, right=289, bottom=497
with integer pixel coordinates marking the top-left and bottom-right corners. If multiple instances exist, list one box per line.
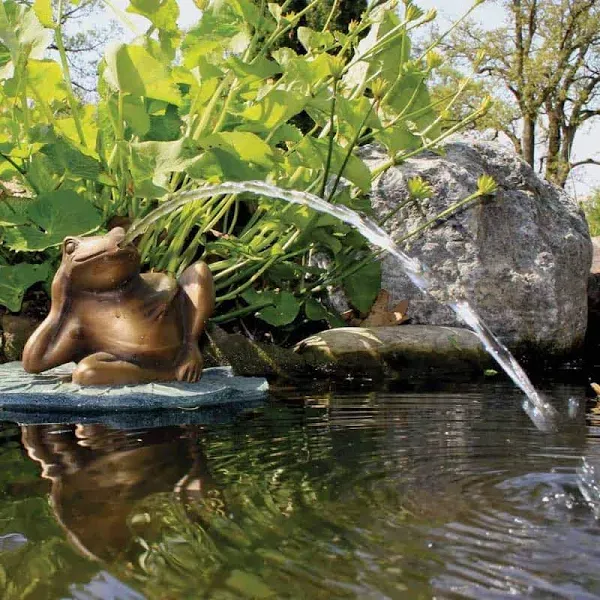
left=22, top=313, right=80, bottom=373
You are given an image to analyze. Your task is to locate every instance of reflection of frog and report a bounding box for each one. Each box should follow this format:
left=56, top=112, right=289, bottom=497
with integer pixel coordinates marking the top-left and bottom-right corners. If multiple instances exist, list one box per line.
left=21, top=424, right=216, bottom=562
left=23, top=227, right=214, bottom=385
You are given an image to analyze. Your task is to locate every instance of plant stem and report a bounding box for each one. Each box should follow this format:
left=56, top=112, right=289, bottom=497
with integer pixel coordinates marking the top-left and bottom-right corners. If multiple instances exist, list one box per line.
left=320, top=78, right=339, bottom=198
left=55, top=0, right=86, bottom=146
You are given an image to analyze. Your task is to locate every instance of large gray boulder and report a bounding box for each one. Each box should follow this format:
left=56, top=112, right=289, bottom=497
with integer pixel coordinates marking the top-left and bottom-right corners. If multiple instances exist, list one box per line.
left=361, top=140, right=592, bottom=357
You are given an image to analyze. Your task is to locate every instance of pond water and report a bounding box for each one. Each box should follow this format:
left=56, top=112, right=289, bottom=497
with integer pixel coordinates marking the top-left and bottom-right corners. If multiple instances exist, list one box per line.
left=1, top=381, right=599, bottom=599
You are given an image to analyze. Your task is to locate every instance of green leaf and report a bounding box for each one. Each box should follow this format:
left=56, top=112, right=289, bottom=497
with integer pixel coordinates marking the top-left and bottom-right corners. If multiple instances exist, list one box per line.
left=129, top=138, right=202, bottom=197
left=342, top=259, right=381, bottom=313
left=0, top=197, right=33, bottom=225
left=187, top=147, right=260, bottom=182
left=146, top=104, right=183, bottom=141
left=3, top=191, right=102, bottom=251
left=242, top=289, right=300, bottom=326
left=297, top=27, right=334, bottom=54
left=104, top=43, right=182, bottom=106
left=288, top=137, right=372, bottom=192
left=41, top=137, right=103, bottom=181
left=0, top=262, right=51, bottom=312
left=240, top=90, right=307, bottom=130
left=181, top=7, right=250, bottom=67
left=126, top=0, right=180, bottom=35
left=119, top=95, right=151, bottom=137
left=199, top=132, right=274, bottom=168
left=226, top=56, right=281, bottom=82
left=344, top=8, right=410, bottom=94
left=33, top=0, right=53, bottom=28
left=313, top=229, right=342, bottom=254
left=304, top=298, right=329, bottom=321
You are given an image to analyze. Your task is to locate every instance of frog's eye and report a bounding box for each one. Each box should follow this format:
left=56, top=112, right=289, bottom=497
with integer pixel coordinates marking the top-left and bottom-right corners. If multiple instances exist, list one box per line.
left=64, top=240, right=77, bottom=255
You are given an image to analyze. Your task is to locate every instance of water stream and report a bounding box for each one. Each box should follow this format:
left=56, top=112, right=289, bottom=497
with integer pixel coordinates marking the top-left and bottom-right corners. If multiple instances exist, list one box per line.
left=123, top=181, right=559, bottom=431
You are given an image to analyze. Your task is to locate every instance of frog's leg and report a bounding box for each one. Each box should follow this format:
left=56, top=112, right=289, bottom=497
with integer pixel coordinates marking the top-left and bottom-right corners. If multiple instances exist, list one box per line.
left=175, top=261, right=215, bottom=383
left=72, top=352, right=176, bottom=386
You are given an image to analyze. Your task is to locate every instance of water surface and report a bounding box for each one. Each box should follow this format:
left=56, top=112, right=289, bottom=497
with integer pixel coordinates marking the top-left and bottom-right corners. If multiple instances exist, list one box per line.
left=0, top=381, right=599, bottom=599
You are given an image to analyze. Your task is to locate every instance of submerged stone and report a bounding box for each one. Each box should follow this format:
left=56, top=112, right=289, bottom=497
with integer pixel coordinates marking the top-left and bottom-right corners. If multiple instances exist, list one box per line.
left=295, top=325, right=493, bottom=379
left=0, top=362, right=268, bottom=413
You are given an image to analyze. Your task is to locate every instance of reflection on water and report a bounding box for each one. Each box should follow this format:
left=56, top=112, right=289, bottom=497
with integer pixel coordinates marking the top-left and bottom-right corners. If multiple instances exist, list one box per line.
left=0, top=382, right=599, bottom=599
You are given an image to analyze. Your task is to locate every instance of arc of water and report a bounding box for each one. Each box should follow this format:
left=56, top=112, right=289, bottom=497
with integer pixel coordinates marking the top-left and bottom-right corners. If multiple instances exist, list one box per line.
left=123, top=180, right=559, bottom=432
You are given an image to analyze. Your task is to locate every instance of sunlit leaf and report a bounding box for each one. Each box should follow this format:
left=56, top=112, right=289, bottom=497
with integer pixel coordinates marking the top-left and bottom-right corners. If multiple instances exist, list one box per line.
left=33, top=0, right=53, bottom=28
left=104, top=42, right=182, bottom=106
left=199, top=132, right=274, bottom=168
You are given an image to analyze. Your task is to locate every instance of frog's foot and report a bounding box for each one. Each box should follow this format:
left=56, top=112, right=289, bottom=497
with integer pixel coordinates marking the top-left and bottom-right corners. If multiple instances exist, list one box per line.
left=175, top=344, right=203, bottom=383
left=73, top=352, right=174, bottom=386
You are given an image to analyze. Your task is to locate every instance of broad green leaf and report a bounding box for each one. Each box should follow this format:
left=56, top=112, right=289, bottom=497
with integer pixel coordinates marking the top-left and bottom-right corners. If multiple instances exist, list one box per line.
left=26, top=59, right=67, bottom=102
left=226, top=56, right=281, bottom=82
left=33, top=0, right=53, bottom=28
left=105, top=94, right=151, bottom=137
left=0, top=197, right=33, bottom=225
left=41, top=138, right=103, bottom=181
left=146, top=105, right=183, bottom=141
left=384, top=68, right=438, bottom=132
left=376, top=122, right=421, bottom=156
left=127, top=0, right=180, bottom=34
left=344, top=8, right=409, bottom=94
left=129, top=138, right=202, bottom=197
left=242, top=289, right=300, bottom=326
left=0, top=262, right=51, bottom=312
left=199, top=132, right=274, bottom=168
left=241, top=90, right=307, bottom=130
left=104, top=43, right=182, bottom=106
left=288, top=137, right=372, bottom=192
left=187, top=148, right=262, bottom=182
left=304, top=298, right=329, bottom=321
left=182, top=7, right=250, bottom=68
left=313, top=229, right=342, bottom=254
left=26, top=153, right=58, bottom=193
left=3, top=191, right=102, bottom=251
left=342, top=259, right=381, bottom=313
left=55, top=105, right=98, bottom=150
left=297, top=27, right=334, bottom=54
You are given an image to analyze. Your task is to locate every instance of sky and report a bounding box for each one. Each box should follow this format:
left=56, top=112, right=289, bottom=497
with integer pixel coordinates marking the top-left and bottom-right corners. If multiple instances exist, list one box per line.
left=103, top=0, right=600, bottom=199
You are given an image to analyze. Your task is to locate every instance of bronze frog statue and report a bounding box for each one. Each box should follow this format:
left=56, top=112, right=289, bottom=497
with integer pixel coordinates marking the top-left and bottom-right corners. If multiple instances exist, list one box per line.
left=22, top=227, right=215, bottom=385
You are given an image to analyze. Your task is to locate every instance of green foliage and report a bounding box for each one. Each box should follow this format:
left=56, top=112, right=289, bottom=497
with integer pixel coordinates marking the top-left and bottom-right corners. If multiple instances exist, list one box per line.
left=0, top=0, right=490, bottom=330
left=433, top=0, right=600, bottom=188
left=585, top=189, right=600, bottom=237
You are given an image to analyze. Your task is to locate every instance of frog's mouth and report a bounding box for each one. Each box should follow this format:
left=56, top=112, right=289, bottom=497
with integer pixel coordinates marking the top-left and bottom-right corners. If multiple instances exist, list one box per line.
left=73, top=245, right=138, bottom=263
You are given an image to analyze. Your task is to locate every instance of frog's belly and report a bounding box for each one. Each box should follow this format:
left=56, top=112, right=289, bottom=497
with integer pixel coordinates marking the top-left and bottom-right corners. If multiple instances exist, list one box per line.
left=80, top=307, right=182, bottom=364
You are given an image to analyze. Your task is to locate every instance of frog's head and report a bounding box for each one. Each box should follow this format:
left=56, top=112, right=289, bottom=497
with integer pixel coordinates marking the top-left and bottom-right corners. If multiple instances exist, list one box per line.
left=61, top=227, right=140, bottom=292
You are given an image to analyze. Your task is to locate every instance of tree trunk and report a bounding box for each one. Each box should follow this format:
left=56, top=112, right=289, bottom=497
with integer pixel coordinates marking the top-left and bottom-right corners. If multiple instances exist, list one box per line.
left=522, top=115, right=536, bottom=167
left=554, top=125, right=576, bottom=188
left=545, top=109, right=561, bottom=184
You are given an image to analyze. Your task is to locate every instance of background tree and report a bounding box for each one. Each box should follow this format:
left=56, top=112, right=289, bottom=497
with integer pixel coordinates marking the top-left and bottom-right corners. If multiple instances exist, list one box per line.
left=436, top=0, right=600, bottom=188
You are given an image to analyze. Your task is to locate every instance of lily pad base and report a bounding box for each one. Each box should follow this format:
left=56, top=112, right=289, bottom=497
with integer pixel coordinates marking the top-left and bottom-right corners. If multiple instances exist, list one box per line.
left=0, top=362, right=269, bottom=413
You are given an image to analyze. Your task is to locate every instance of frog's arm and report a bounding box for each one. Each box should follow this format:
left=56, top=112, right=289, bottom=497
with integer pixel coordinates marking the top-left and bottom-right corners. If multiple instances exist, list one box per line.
left=140, top=273, right=179, bottom=321
left=22, top=268, right=80, bottom=373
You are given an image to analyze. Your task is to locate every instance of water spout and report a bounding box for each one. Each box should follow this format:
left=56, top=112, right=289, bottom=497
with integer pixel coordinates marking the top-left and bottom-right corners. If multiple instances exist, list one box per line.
left=123, top=181, right=559, bottom=431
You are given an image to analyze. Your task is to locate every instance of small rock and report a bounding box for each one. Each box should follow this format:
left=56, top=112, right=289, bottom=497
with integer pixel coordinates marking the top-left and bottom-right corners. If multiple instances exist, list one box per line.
left=202, top=324, right=309, bottom=379
left=295, top=325, right=493, bottom=380
left=2, top=315, right=41, bottom=362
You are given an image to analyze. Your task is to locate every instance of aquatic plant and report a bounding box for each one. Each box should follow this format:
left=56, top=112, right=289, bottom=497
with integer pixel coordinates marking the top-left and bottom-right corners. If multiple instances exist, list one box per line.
left=0, top=0, right=490, bottom=330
